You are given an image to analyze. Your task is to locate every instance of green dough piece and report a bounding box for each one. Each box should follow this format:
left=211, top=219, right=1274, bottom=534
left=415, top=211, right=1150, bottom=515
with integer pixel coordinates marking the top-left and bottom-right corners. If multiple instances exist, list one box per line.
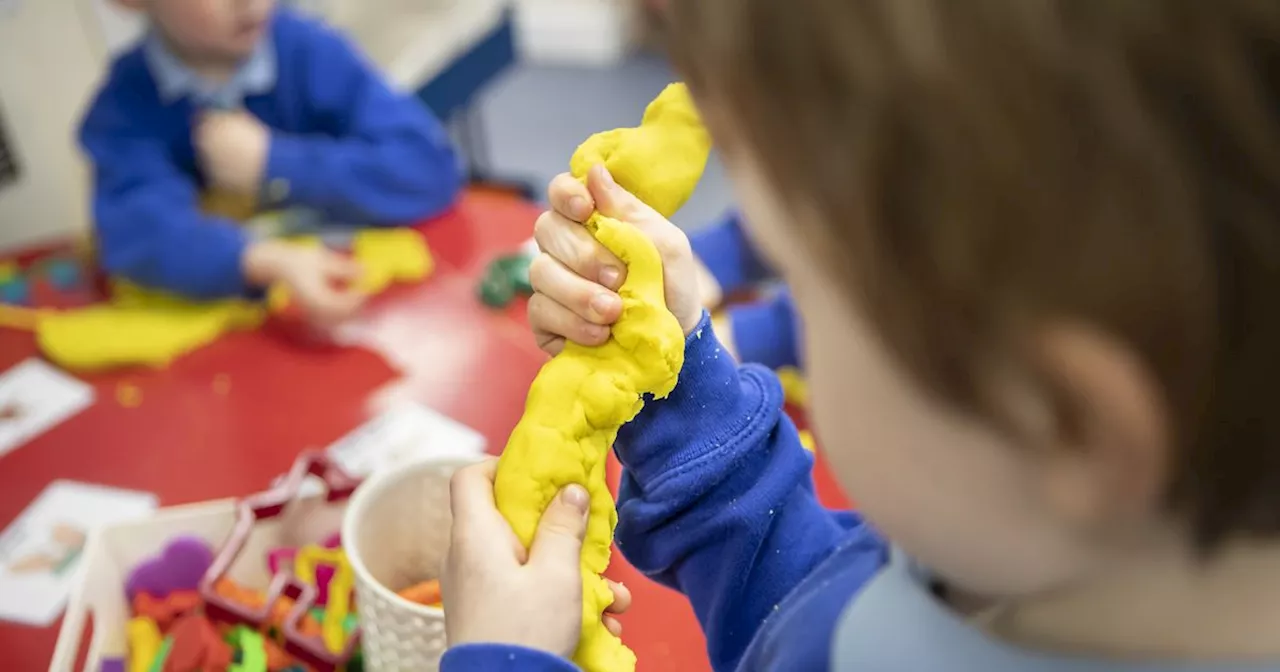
left=479, top=268, right=515, bottom=308
left=147, top=637, right=173, bottom=672
left=497, top=255, right=534, bottom=296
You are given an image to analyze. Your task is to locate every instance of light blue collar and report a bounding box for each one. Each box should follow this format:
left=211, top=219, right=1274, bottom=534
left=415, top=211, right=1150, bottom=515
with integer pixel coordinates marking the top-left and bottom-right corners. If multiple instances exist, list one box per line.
left=831, top=549, right=1280, bottom=671
left=144, top=29, right=276, bottom=108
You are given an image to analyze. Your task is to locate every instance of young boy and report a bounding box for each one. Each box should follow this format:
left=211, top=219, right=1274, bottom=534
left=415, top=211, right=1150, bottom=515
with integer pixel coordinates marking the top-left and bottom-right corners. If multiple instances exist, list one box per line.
left=80, top=0, right=461, bottom=323
left=691, top=210, right=802, bottom=370
left=440, top=0, right=1280, bottom=670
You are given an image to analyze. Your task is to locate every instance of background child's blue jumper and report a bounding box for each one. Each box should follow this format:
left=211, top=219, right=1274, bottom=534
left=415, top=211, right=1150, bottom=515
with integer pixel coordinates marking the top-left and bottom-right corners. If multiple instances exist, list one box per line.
left=79, top=9, right=461, bottom=300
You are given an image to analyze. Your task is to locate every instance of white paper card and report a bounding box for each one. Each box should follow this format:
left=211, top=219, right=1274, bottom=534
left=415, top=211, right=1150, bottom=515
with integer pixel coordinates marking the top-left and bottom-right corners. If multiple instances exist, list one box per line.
left=328, top=402, right=487, bottom=477
left=0, top=359, right=95, bottom=460
left=0, top=481, right=157, bottom=625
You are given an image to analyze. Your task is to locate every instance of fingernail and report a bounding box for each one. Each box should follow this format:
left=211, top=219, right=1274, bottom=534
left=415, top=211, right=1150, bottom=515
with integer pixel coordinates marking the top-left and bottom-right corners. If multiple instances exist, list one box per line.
left=599, top=266, right=621, bottom=289
left=591, top=292, right=618, bottom=317
left=561, top=484, right=590, bottom=512
left=569, top=196, right=590, bottom=220
left=593, top=164, right=616, bottom=188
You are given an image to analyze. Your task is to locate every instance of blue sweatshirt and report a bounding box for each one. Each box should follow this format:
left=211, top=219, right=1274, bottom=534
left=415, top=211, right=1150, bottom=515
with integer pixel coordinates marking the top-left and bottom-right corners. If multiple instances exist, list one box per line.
left=78, top=9, right=461, bottom=300
left=689, top=212, right=802, bottom=370
left=443, top=312, right=875, bottom=671
left=442, top=314, right=1280, bottom=672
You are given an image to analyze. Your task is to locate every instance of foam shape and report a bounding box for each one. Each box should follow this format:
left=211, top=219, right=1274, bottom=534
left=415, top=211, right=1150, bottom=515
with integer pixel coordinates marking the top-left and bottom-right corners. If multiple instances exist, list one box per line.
left=125, top=536, right=215, bottom=602
left=163, top=614, right=232, bottom=671
left=131, top=590, right=202, bottom=631
left=494, top=83, right=711, bottom=672
left=127, top=617, right=162, bottom=672
left=227, top=627, right=268, bottom=672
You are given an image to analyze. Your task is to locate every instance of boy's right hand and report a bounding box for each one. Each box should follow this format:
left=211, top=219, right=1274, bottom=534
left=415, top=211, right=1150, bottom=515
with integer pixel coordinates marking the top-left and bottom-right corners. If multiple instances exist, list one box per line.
left=242, top=240, right=366, bottom=325
left=529, top=165, right=702, bottom=356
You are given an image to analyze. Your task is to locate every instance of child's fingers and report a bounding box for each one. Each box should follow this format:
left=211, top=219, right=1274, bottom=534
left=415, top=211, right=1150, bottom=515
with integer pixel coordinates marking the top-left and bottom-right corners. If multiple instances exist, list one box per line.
left=314, top=286, right=365, bottom=324
left=448, top=459, right=521, bottom=559
left=528, top=485, right=590, bottom=574
left=605, top=581, right=632, bottom=615
left=527, top=293, right=611, bottom=348
left=322, top=254, right=364, bottom=281
left=547, top=172, right=595, bottom=222
left=533, top=210, right=627, bottom=291
left=587, top=165, right=651, bottom=226
left=604, top=615, right=623, bottom=638
left=529, top=253, right=622, bottom=325
left=535, top=332, right=566, bottom=357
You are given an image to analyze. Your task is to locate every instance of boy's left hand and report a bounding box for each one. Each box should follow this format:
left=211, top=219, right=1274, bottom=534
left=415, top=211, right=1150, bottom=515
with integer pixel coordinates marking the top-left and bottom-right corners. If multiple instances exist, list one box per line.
left=443, top=459, right=632, bottom=657
left=196, top=110, right=269, bottom=195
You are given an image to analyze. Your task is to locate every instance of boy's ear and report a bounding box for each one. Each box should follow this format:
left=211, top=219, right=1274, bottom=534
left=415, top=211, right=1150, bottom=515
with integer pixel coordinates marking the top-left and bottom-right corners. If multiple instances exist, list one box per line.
left=1028, top=324, right=1171, bottom=535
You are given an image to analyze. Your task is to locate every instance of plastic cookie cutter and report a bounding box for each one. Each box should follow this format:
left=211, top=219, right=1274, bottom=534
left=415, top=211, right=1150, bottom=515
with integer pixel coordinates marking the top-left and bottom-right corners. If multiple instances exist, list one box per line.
left=294, top=545, right=354, bottom=654
left=264, top=535, right=340, bottom=606
left=265, top=533, right=341, bottom=606
left=198, top=451, right=362, bottom=672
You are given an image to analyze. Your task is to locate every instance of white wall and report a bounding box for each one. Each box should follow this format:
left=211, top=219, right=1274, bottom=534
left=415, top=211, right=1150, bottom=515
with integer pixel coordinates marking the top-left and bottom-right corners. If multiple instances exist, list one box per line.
left=0, top=0, right=111, bottom=251
left=514, top=0, right=638, bottom=66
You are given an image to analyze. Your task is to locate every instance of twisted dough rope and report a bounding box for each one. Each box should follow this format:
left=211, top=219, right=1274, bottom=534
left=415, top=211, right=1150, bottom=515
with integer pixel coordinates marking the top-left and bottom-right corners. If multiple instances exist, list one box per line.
left=494, top=83, right=711, bottom=672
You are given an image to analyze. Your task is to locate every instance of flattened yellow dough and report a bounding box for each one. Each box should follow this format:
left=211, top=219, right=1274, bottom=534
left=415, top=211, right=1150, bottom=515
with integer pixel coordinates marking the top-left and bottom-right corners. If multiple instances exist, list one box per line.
left=494, top=83, right=711, bottom=672
left=38, top=282, right=265, bottom=372
left=351, top=228, right=434, bottom=295
left=35, top=231, right=433, bottom=372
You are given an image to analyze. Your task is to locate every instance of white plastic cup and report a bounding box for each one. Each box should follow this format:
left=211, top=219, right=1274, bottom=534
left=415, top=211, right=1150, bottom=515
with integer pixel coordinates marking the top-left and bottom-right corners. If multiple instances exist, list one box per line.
left=342, top=456, right=482, bottom=671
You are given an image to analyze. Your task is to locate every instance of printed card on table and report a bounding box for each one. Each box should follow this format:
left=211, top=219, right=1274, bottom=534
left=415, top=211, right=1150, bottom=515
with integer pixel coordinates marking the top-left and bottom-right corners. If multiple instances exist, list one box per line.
left=327, top=402, right=488, bottom=477
left=0, top=481, right=158, bottom=626
left=282, top=403, right=488, bottom=497
left=0, top=359, right=95, bottom=460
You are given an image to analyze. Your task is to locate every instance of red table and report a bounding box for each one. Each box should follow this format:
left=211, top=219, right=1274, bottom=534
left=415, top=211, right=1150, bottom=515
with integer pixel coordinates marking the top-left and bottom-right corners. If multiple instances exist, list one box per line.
left=0, top=189, right=848, bottom=671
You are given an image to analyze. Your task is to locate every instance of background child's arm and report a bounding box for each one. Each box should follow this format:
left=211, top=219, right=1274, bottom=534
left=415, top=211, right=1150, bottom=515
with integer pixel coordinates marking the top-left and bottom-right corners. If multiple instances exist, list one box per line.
left=80, top=124, right=252, bottom=299
left=614, top=312, right=885, bottom=672
left=261, top=20, right=462, bottom=225
left=689, top=210, right=773, bottom=304
left=719, top=287, right=802, bottom=369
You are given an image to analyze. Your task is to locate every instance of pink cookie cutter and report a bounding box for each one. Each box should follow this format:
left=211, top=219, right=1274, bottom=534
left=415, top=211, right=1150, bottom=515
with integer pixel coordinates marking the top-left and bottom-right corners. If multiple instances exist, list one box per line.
left=198, top=451, right=362, bottom=672
left=266, top=533, right=342, bottom=606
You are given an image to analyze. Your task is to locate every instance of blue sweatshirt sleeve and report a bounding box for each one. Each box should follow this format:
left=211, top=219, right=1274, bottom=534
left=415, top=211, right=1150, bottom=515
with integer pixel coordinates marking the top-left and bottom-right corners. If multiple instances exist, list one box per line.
left=440, top=644, right=579, bottom=671
left=725, top=287, right=802, bottom=370
left=80, top=100, right=251, bottom=299
left=613, top=312, right=860, bottom=672
left=688, top=210, right=773, bottom=294
left=262, top=20, right=462, bottom=224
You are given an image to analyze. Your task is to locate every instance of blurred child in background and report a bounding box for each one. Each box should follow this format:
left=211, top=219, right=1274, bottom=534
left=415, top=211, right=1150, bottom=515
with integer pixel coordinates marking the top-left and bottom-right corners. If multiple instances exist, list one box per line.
left=80, top=0, right=461, bottom=324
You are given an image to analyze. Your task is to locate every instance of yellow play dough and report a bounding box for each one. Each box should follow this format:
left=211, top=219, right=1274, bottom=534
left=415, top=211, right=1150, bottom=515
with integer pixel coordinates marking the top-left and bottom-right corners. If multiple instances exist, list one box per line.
left=494, top=83, right=711, bottom=672
left=776, top=366, right=809, bottom=407
left=34, top=230, right=433, bottom=372
left=351, top=228, right=434, bottom=294
left=38, top=282, right=266, bottom=372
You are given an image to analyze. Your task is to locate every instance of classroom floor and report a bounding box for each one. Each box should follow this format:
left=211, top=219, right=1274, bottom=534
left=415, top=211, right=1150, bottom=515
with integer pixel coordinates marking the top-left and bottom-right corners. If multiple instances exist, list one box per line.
left=476, top=55, right=735, bottom=231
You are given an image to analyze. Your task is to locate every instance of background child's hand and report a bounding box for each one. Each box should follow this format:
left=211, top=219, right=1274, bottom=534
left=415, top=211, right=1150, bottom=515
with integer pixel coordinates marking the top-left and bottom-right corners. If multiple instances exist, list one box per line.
left=196, top=110, right=269, bottom=195
left=443, top=459, right=632, bottom=656
left=243, top=240, right=366, bottom=325
left=529, top=165, right=702, bottom=356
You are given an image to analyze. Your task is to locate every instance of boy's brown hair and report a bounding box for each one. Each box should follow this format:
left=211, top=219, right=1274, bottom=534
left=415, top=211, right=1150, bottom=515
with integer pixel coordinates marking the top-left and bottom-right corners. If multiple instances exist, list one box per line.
left=655, top=0, right=1280, bottom=547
